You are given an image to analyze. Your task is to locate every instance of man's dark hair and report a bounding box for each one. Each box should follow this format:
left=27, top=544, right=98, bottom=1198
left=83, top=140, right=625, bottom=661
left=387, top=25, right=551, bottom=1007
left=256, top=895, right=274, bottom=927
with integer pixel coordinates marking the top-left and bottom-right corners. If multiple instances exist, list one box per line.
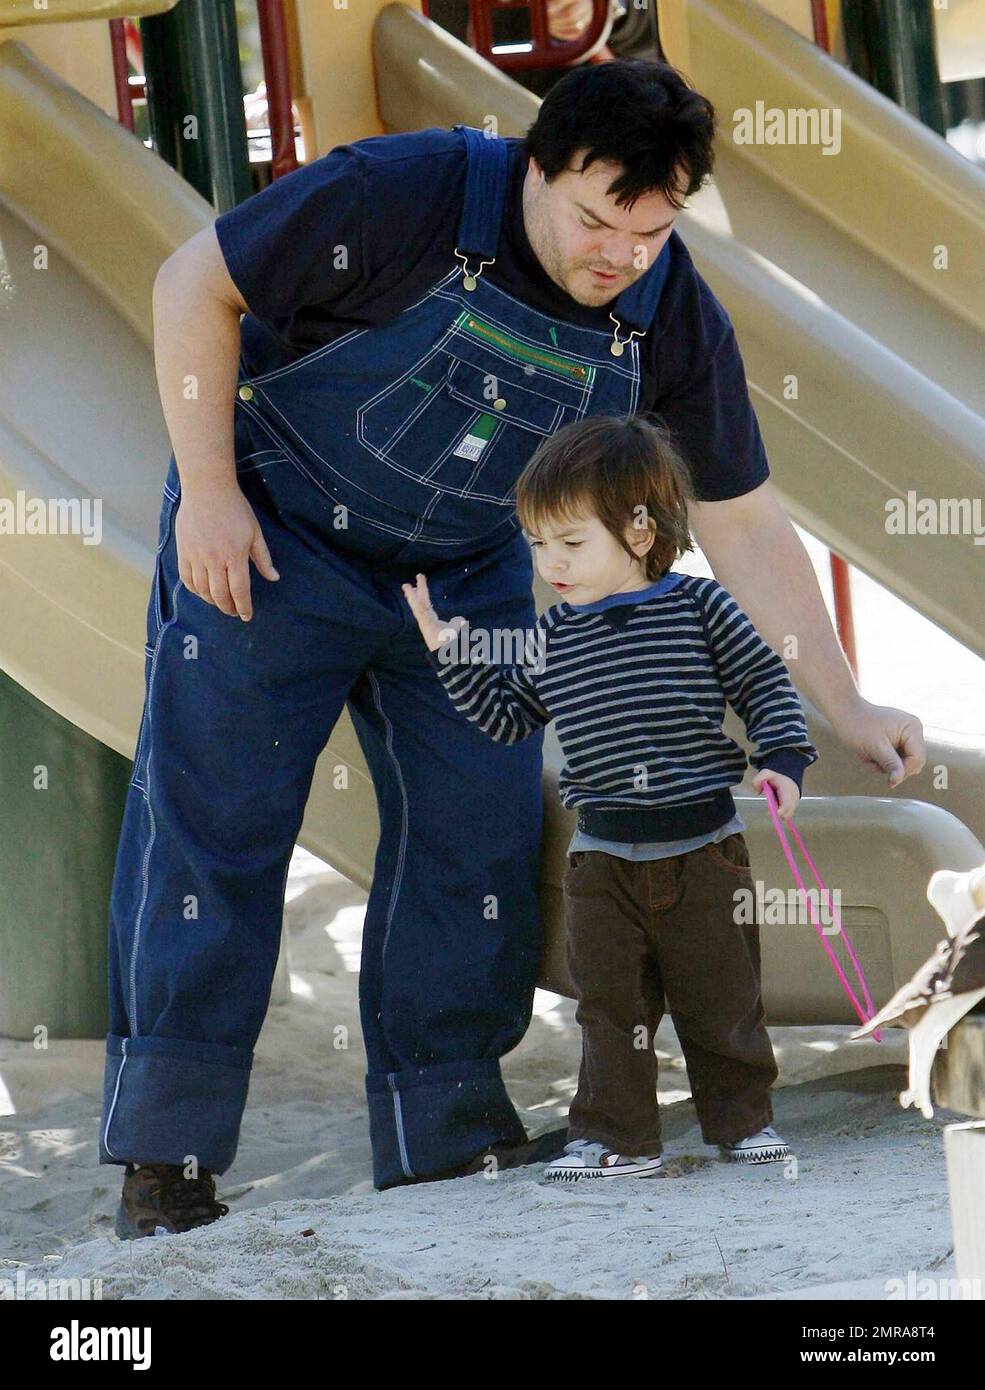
left=523, top=59, right=716, bottom=209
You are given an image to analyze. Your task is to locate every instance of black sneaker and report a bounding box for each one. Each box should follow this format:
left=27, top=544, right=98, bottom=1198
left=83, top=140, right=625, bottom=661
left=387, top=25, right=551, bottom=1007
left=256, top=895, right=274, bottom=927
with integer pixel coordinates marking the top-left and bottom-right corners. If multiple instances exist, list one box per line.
left=115, top=1162, right=229, bottom=1239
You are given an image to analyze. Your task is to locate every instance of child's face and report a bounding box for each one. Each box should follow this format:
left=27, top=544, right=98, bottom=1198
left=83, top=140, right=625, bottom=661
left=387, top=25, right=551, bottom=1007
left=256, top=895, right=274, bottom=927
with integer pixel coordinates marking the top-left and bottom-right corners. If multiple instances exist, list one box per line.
left=523, top=507, right=656, bottom=604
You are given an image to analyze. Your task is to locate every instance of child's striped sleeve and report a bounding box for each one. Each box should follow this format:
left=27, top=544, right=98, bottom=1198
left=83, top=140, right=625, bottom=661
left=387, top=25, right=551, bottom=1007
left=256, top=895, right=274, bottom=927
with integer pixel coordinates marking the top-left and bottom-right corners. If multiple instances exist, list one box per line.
left=425, top=617, right=553, bottom=744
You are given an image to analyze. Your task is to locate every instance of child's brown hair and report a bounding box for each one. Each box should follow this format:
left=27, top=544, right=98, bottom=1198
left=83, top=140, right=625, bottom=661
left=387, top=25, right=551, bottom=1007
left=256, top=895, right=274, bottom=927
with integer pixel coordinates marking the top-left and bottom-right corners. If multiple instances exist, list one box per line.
left=514, top=414, right=696, bottom=581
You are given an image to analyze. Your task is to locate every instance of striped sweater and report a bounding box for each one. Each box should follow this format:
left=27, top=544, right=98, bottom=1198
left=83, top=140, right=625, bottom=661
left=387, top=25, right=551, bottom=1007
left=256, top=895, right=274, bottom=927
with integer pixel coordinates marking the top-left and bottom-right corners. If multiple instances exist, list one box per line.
left=425, top=570, right=819, bottom=842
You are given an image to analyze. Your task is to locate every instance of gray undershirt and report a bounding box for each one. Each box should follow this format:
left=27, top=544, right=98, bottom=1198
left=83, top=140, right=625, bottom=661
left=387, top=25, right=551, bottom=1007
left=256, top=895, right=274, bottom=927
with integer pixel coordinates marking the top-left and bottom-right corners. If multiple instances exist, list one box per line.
left=567, top=811, right=747, bottom=861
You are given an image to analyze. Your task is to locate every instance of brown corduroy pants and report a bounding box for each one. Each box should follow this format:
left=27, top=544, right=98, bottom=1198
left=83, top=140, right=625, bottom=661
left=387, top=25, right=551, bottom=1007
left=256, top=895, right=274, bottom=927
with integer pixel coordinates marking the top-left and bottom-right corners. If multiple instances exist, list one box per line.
left=562, top=831, right=778, bottom=1155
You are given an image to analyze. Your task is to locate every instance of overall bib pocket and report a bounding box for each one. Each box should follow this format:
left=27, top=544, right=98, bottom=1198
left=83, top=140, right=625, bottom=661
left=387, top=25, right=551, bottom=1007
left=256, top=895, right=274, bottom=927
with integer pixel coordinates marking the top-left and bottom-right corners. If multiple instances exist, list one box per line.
left=356, top=310, right=597, bottom=506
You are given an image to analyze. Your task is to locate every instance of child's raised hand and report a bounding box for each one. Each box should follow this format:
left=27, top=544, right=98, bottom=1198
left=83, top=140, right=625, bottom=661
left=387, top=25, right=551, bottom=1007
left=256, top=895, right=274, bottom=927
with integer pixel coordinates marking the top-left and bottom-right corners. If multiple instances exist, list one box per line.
left=751, top=768, right=800, bottom=821
left=400, top=572, right=468, bottom=653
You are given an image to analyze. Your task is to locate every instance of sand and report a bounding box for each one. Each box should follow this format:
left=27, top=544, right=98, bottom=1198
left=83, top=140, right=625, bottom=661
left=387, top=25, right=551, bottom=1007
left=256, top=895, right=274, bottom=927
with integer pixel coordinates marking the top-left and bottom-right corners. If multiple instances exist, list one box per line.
left=0, top=849, right=963, bottom=1301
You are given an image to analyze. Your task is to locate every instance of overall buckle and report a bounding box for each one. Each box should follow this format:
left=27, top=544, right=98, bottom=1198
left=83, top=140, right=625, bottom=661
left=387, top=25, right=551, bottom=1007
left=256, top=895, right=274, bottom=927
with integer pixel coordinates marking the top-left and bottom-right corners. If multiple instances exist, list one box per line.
left=454, top=247, right=496, bottom=291
left=608, top=313, right=645, bottom=358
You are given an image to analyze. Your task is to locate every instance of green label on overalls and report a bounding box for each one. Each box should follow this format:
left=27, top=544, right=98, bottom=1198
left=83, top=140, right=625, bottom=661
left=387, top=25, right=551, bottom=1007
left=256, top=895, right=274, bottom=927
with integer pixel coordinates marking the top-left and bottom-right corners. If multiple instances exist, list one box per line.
left=453, top=412, right=499, bottom=462
left=456, top=312, right=595, bottom=386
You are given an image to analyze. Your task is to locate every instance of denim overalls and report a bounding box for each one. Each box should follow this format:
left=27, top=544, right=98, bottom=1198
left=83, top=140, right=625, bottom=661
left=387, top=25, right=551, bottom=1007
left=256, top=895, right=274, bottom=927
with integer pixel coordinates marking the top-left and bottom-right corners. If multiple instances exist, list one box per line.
left=100, top=125, right=671, bottom=1189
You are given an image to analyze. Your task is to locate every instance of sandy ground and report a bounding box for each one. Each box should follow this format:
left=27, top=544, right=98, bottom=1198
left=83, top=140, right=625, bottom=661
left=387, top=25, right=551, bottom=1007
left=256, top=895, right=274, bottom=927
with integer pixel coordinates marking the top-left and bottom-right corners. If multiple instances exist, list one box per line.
left=0, top=849, right=964, bottom=1302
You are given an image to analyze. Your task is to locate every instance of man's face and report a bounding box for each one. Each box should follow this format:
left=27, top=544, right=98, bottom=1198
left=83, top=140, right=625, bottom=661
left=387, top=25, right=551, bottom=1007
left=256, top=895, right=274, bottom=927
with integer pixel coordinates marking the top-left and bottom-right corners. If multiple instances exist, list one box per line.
left=522, top=149, right=685, bottom=307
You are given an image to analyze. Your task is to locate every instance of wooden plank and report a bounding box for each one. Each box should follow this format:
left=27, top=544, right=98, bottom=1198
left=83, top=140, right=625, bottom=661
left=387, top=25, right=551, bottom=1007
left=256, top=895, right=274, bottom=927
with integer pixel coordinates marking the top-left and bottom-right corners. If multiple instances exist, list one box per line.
left=933, top=1012, right=985, bottom=1118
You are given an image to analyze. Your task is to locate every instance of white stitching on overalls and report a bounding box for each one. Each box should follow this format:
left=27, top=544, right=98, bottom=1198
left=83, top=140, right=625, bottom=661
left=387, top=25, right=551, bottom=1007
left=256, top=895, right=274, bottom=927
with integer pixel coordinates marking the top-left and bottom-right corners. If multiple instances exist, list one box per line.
left=236, top=448, right=290, bottom=475
left=129, top=645, right=158, bottom=795
left=356, top=319, right=461, bottom=420
left=420, top=412, right=506, bottom=496
left=244, top=267, right=463, bottom=388
left=128, top=577, right=185, bottom=1036
left=353, top=320, right=580, bottom=501
left=101, top=1037, right=128, bottom=1159
left=433, top=291, right=609, bottom=375
left=245, top=325, right=367, bottom=386
left=444, top=363, right=567, bottom=430
left=357, top=352, right=461, bottom=463
left=229, top=136, right=651, bottom=548
left=249, top=284, right=613, bottom=517
left=431, top=279, right=643, bottom=373
left=387, top=1073, right=414, bottom=1179
left=628, top=338, right=641, bottom=415
left=365, top=670, right=410, bottom=964
left=241, top=394, right=513, bottom=543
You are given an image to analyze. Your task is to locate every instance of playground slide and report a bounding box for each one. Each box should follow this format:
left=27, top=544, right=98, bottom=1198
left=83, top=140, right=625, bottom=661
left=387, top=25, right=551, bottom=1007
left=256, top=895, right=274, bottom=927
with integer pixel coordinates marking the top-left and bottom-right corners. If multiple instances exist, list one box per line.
left=0, top=5, right=982, bottom=1021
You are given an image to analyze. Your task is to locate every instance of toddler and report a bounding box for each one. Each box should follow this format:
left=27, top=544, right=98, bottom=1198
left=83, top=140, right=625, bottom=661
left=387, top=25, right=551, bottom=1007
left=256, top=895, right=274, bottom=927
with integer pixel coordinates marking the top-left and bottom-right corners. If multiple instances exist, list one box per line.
left=402, top=414, right=818, bottom=1180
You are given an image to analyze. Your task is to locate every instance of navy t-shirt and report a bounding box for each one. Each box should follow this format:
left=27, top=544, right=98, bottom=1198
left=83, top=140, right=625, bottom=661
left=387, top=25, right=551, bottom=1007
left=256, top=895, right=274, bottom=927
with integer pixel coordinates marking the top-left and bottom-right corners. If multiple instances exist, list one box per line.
left=214, top=127, right=769, bottom=502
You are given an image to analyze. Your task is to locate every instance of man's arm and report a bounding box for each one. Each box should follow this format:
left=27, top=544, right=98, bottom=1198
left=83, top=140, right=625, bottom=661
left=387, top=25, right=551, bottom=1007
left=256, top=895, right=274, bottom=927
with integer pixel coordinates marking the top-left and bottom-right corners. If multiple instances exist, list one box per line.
left=151, top=224, right=279, bottom=620
left=689, top=479, right=926, bottom=787
left=695, top=577, right=819, bottom=790
left=152, top=224, right=248, bottom=499
left=689, top=480, right=860, bottom=723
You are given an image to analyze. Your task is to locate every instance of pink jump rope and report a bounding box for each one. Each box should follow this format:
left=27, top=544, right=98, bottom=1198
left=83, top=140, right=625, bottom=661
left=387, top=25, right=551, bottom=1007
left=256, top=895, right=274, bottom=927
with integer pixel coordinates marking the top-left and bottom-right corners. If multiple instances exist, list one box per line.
left=761, top=781, right=882, bottom=1042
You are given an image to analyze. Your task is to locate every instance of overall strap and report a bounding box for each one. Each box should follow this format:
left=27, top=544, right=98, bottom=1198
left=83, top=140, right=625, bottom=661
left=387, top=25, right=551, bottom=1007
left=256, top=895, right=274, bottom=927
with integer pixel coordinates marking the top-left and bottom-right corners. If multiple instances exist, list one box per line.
left=453, top=123, right=511, bottom=258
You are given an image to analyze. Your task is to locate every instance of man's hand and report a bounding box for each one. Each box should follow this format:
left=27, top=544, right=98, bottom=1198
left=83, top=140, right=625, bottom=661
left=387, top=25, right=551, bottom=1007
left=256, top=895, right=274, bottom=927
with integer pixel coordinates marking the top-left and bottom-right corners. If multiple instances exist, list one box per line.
left=174, top=481, right=280, bottom=622
left=751, top=768, right=800, bottom=820
left=841, top=700, right=926, bottom=789
left=401, top=572, right=468, bottom=652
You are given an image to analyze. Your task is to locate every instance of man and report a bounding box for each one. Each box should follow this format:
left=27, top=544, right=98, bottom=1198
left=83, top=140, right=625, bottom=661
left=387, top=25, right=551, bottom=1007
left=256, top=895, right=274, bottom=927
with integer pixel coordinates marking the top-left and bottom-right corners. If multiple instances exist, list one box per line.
left=103, top=59, right=925, bottom=1237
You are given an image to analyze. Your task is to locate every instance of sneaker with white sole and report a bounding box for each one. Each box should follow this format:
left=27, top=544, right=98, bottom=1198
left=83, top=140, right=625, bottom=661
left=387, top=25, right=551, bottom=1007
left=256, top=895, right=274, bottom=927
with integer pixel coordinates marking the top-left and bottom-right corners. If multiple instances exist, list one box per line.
left=543, top=1138, right=663, bottom=1182
left=719, top=1125, right=791, bottom=1165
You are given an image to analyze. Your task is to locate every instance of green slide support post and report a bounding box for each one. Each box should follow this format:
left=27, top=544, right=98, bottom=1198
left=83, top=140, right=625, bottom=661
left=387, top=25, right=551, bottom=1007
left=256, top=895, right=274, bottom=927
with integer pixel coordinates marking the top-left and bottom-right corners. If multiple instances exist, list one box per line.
left=942, top=76, right=985, bottom=131
left=0, top=670, right=133, bottom=1040
left=140, top=0, right=253, bottom=212
left=842, top=0, right=948, bottom=137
